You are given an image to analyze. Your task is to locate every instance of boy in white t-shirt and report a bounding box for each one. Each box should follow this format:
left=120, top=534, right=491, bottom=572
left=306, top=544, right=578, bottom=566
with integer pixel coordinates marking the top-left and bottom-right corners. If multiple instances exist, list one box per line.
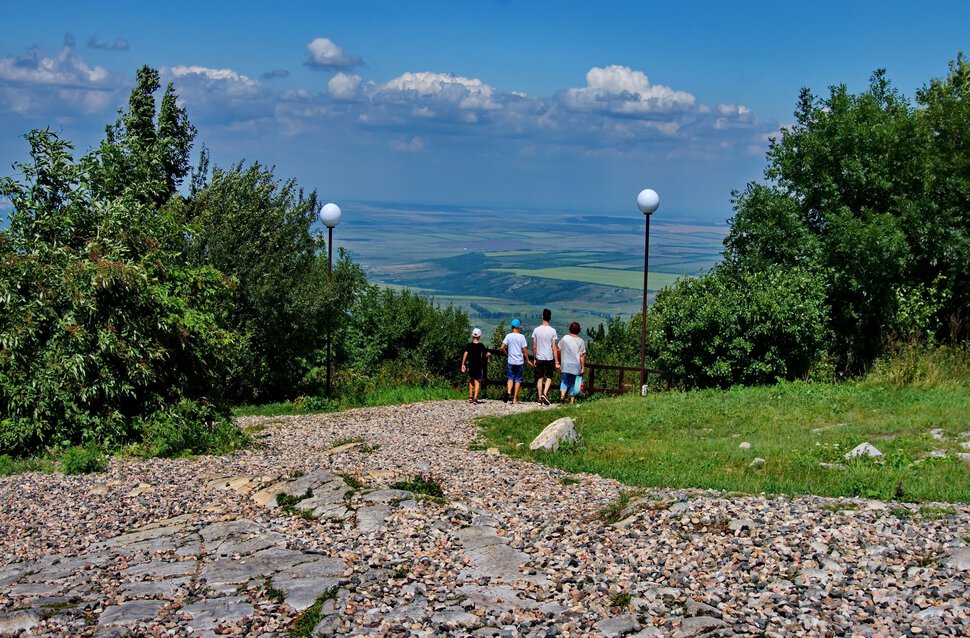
left=500, top=318, right=532, bottom=405
left=531, top=308, right=559, bottom=405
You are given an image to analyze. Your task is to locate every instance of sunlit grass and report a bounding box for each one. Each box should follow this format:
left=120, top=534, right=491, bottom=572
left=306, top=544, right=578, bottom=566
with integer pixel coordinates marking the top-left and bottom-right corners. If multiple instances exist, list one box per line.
left=478, top=379, right=970, bottom=503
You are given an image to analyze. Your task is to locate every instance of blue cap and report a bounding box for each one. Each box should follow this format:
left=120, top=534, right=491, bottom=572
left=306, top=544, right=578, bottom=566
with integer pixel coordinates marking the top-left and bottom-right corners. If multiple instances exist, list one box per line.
left=510, top=318, right=521, bottom=328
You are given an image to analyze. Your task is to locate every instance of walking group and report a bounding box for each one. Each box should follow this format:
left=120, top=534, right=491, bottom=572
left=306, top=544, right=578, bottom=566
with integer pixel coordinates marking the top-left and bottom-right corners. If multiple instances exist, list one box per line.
left=460, top=309, right=586, bottom=406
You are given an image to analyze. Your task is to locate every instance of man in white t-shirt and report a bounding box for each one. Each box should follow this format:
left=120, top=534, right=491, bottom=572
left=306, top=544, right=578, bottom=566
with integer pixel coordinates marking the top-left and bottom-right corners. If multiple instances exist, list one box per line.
left=531, top=308, right=559, bottom=405
left=500, top=318, right=532, bottom=404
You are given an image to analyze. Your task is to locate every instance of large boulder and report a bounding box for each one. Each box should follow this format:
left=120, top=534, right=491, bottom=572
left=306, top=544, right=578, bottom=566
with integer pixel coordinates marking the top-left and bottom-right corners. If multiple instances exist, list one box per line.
left=530, top=417, right=581, bottom=452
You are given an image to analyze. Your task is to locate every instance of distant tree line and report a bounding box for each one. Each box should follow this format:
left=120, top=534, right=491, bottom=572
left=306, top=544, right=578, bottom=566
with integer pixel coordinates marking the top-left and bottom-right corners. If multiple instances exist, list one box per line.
left=0, top=66, right=468, bottom=456
left=590, top=54, right=970, bottom=388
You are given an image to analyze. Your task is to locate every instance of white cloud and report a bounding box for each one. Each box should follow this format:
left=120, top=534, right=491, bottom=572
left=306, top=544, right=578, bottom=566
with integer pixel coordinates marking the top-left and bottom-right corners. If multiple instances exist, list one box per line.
left=561, top=65, right=695, bottom=115
left=305, top=37, right=363, bottom=70
left=375, top=72, right=499, bottom=116
left=391, top=136, right=426, bottom=153
left=328, top=72, right=362, bottom=100
left=164, top=65, right=273, bottom=123
left=0, top=45, right=118, bottom=115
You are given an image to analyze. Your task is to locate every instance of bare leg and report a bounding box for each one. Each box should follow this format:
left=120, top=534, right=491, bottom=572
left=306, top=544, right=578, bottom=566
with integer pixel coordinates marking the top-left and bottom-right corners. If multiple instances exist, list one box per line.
left=506, top=379, right=514, bottom=402
left=473, top=379, right=480, bottom=401
left=512, top=382, right=521, bottom=404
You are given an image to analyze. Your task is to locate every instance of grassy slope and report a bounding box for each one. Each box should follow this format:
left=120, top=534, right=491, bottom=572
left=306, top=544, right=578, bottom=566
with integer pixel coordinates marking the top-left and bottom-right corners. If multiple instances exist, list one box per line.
left=479, top=380, right=970, bottom=503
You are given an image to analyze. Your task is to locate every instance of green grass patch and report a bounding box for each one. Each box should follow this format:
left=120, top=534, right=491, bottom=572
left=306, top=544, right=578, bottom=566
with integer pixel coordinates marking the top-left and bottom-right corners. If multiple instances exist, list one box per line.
left=0, top=453, right=56, bottom=476
left=234, top=384, right=464, bottom=418
left=478, top=379, right=970, bottom=503
left=289, top=587, right=338, bottom=637
left=60, top=444, right=107, bottom=475
left=390, top=474, right=445, bottom=498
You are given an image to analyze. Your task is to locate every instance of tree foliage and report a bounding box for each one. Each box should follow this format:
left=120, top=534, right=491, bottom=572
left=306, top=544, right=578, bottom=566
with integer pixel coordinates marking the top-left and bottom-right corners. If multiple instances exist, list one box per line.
left=723, top=56, right=970, bottom=372
left=0, top=128, right=238, bottom=455
left=174, top=161, right=366, bottom=401
left=344, top=286, right=470, bottom=386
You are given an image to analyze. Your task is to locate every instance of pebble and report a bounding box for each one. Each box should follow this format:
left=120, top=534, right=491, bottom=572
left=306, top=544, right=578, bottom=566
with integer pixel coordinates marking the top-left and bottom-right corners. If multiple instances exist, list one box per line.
left=0, top=400, right=967, bottom=636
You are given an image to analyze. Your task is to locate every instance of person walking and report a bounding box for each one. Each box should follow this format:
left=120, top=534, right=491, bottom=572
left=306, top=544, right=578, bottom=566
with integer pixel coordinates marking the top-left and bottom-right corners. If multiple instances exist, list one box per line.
left=531, top=308, right=558, bottom=405
left=558, top=321, right=586, bottom=405
left=461, top=328, right=489, bottom=404
left=500, top=318, right=532, bottom=405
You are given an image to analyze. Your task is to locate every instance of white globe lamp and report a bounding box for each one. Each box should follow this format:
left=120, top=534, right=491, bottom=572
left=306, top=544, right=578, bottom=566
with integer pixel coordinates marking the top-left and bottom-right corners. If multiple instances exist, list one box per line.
left=320, top=202, right=342, bottom=228
left=637, top=188, right=660, bottom=215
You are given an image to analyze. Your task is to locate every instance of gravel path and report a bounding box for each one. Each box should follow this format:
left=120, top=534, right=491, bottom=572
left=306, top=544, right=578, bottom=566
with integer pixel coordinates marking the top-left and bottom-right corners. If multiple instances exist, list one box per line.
left=1, top=399, right=968, bottom=637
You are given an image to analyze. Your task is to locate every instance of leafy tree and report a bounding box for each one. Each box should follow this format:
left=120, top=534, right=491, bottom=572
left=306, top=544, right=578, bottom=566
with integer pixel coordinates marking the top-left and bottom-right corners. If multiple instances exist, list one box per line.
left=915, top=53, right=970, bottom=335
left=90, top=65, right=196, bottom=209
left=0, top=130, right=238, bottom=455
left=174, top=162, right=366, bottom=401
left=724, top=59, right=970, bottom=371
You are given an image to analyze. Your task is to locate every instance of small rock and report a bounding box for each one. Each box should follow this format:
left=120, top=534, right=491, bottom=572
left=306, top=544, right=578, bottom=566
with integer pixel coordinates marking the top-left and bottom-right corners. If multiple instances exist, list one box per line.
left=529, top=417, right=581, bottom=452
left=749, top=457, right=765, bottom=468
left=739, top=442, right=752, bottom=450
left=845, top=442, right=882, bottom=459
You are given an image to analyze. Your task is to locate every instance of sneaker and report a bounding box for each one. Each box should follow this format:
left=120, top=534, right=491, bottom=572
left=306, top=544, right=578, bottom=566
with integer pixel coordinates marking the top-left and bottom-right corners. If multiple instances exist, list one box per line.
left=541, top=395, right=550, bottom=406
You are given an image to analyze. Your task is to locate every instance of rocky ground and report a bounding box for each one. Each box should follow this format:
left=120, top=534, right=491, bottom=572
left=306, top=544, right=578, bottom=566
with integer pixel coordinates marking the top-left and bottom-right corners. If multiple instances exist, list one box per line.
left=0, top=400, right=968, bottom=637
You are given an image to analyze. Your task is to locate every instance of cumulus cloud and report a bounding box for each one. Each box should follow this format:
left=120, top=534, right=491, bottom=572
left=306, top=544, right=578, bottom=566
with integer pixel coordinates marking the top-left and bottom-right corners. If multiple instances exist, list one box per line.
left=87, top=37, right=130, bottom=51
left=164, top=65, right=274, bottom=122
left=560, top=65, right=696, bottom=115
left=262, top=68, right=289, bottom=80
left=0, top=45, right=118, bottom=115
left=381, top=72, right=497, bottom=111
left=305, top=37, right=363, bottom=70
left=328, top=72, right=362, bottom=100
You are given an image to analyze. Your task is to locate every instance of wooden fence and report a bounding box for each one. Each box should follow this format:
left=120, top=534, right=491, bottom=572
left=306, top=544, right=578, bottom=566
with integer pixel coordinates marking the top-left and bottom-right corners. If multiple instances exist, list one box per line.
left=479, top=349, right=667, bottom=397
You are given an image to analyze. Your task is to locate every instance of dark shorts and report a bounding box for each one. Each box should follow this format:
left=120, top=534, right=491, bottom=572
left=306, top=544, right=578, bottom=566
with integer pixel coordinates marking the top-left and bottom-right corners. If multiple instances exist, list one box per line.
left=507, top=363, right=524, bottom=383
left=535, top=359, right=555, bottom=380
left=467, top=369, right=483, bottom=381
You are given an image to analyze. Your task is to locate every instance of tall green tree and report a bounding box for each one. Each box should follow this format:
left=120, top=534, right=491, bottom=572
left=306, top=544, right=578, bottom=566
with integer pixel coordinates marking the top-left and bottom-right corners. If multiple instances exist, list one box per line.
left=915, top=53, right=970, bottom=335
left=91, top=65, right=196, bottom=209
left=0, top=129, right=238, bottom=455
left=724, top=59, right=969, bottom=371
left=176, top=162, right=366, bottom=401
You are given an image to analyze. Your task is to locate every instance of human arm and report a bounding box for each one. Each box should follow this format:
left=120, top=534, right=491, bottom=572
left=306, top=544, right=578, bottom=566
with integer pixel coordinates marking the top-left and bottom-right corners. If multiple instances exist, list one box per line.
left=461, top=350, right=468, bottom=373
left=579, top=351, right=586, bottom=374
left=553, top=338, right=560, bottom=368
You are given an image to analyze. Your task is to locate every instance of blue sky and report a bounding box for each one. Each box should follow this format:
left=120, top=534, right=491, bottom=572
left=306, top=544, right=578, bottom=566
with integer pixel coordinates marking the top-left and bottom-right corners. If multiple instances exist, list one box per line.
left=2, top=1, right=968, bottom=220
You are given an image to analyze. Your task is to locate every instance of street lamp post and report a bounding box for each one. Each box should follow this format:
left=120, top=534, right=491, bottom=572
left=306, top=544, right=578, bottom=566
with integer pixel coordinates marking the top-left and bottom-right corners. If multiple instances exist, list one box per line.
left=319, top=202, right=343, bottom=396
left=636, top=188, right=660, bottom=395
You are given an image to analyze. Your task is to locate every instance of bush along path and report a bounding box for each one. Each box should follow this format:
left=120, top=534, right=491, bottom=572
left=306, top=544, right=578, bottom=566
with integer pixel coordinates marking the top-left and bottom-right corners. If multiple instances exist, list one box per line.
left=0, top=401, right=968, bottom=637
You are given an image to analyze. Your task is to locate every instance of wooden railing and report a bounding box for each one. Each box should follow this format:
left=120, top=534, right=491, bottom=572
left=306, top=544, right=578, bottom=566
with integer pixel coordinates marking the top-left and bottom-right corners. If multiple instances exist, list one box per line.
left=478, top=350, right=667, bottom=398
left=585, top=363, right=669, bottom=395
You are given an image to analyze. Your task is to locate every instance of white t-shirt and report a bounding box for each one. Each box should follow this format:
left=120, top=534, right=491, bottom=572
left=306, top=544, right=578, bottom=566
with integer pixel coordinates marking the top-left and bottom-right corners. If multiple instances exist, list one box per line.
left=558, top=334, right=586, bottom=375
left=531, top=324, right=558, bottom=361
left=503, top=332, right=528, bottom=365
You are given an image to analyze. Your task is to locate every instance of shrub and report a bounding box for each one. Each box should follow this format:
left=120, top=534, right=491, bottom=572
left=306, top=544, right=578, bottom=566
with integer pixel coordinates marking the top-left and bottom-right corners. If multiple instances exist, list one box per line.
left=136, top=399, right=246, bottom=458
left=651, top=265, right=828, bottom=389
left=61, top=444, right=107, bottom=475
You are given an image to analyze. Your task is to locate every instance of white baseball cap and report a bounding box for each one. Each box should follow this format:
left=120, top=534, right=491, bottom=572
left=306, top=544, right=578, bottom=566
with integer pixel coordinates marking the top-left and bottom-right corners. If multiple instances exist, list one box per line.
left=471, top=328, right=482, bottom=338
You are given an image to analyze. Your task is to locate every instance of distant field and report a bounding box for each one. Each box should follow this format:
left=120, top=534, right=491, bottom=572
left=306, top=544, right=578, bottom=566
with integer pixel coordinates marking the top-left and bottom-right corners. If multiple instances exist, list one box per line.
left=491, top=266, right=683, bottom=291
left=341, top=201, right=728, bottom=323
